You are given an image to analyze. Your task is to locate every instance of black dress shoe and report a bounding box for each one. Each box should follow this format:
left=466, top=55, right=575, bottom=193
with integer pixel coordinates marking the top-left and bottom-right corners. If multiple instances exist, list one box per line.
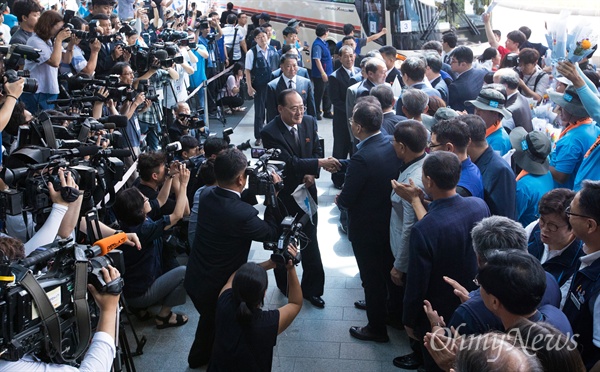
left=392, top=352, right=422, bottom=370
left=349, top=325, right=389, bottom=342
left=304, top=295, right=325, bottom=308
left=323, top=111, right=334, bottom=119
left=317, top=113, right=323, bottom=120
left=354, top=300, right=367, bottom=310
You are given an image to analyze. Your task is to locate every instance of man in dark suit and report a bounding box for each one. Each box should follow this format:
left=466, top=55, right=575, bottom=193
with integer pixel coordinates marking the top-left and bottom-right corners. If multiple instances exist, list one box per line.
left=337, top=97, right=402, bottom=343
left=402, top=151, right=490, bottom=370
left=395, top=56, right=441, bottom=115
left=266, top=53, right=316, bottom=123
left=494, top=68, right=534, bottom=132
left=329, top=45, right=361, bottom=188
left=370, top=84, right=407, bottom=136
left=379, top=46, right=403, bottom=89
left=185, top=148, right=282, bottom=368
left=261, top=89, right=341, bottom=308
left=424, top=52, right=449, bottom=103
left=448, top=46, right=487, bottom=113
left=356, top=58, right=387, bottom=98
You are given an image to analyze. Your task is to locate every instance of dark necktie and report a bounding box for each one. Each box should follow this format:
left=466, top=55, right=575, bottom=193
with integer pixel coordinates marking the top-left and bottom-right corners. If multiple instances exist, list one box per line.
left=288, top=79, right=294, bottom=89
left=291, top=127, right=300, bottom=148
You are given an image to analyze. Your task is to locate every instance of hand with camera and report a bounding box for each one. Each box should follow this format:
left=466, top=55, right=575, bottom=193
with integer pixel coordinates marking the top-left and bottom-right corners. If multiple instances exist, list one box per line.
left=55, top=27, right=72, bottom=44
left=112, top=44, right=124, bottom=60
left=3, top=76, right=25, bottom=100
left=48, top=168, right=80, bottom=207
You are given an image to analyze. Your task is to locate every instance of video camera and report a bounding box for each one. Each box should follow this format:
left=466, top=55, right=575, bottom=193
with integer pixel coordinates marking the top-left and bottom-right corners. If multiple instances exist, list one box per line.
left=0, top=234, right=126, bottom=363
left=245, top=149, right=285, bottom=207
left=0, top=44, right=41, bottom=94
left=264, top=214, right=309, bottom=265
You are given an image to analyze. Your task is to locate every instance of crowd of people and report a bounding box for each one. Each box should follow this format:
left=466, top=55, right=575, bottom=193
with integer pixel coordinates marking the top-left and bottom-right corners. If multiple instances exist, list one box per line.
left=1, top=0, right=600, bottom=371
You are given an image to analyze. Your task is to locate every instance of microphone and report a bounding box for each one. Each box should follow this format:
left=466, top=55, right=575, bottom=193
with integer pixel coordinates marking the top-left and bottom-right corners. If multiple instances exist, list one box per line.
left=49, top=145, right=100, bottom=159
left=102, top=123, right=116, bottom=130
left=47, top=98, right=74, bottom=106
left=70, top=75, right=106, bottom=86
left=96, top=148, right=132, bottom=158
left=99, top=115, right=128, bottom=128
left=86, top=232, right=128, bottom=257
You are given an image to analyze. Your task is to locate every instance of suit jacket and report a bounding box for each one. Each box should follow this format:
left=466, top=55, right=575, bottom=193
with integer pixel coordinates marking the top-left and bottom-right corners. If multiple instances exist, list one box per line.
left=395, top=82, right=441, bottom=115
left=386, top=67, right=403, bottom=87
left=449, top=67, right=487, bottom=113
left=261, top=116, right=321, bottom=215
left=337, top=133, right=402, bottom=243
left=431, top=75, right=449, bottom=103
left=506, top=92, right=533, bottom=132
left=270, top=39, right=281, bottom=51
left=265, top=75, right=316, bottom=122
left=403, top=194, right=490, bottom=337
left=345, top=81, right=362, bottom=139
left=80, top=41, right=114, bottom=78
left=327, top=67, right=360, bottom=120
left=381, top=112, right=408, bottom=136
left=355, top=78, right=377, bottom=98
left=185, top=187, right=280, bottom=305
left=270, top=67, right=310, bottom=80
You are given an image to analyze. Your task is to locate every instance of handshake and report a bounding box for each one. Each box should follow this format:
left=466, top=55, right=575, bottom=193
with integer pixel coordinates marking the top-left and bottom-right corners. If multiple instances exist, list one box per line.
left=318, top=157, right=342, bottom=173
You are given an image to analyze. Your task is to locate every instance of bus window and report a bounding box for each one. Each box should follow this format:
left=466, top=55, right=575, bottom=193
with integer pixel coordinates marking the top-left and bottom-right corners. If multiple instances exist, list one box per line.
left=355, top=0, right=386, bottom=46
left=388, top=0, right=438, bottom=50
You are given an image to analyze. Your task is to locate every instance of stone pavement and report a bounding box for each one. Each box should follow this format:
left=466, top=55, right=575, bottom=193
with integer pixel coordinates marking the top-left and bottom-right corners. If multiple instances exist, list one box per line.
left=123, top=103, right=413, bottom=371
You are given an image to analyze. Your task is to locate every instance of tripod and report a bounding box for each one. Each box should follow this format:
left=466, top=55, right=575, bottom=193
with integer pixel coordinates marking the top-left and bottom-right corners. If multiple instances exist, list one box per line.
left=113, top=298, right=147, bottom=372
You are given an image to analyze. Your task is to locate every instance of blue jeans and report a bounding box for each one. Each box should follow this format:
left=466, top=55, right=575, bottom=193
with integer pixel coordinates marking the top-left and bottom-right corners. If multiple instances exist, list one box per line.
left=20, top=92, right=57, bottom=114
left=139, top=120, right=161, bottom=151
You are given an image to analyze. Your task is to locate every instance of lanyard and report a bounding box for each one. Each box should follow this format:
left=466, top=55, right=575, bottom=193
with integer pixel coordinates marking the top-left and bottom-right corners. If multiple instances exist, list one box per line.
left=485, top=121, right=503, bottom=137
left=584, top=135, right=600, bottom=158
left=559, top=118, right=593, bottom=139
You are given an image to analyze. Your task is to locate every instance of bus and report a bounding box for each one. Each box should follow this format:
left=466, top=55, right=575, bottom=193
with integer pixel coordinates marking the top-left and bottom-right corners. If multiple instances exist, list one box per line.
left=210, top=0, right=484, bottom=60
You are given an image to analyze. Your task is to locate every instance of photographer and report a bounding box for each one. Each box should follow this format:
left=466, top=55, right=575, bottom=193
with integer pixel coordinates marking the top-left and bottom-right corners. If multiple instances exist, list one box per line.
left=0, top=262, right=122, bottom=372
left=112, top=165, right=190, bottom=329
left=0, top=77, right=25, bottom=165
left=137, top=8, right=159, bottom=47
left=80, top=14, right=118, bottom=79
left=209, top=251, right=302, bottom=371
left=21, top=10, right=73, bottom=114
left=185, top=148, right=283, bottom=368
left=58, top=17, right=101, bottom=77
left=162, top=44, right=194, bottom=126
left=170, top=102, right=208, bottom=142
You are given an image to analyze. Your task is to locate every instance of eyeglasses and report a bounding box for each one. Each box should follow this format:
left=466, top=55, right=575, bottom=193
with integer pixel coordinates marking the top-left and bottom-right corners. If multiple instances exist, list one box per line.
left=565, top=206, right=593, bottom=220
left=285, top=105, right=306, bottom=114
left=428, top=141, right=445, bottom=149
left=538, top=216, right=568, bottom=233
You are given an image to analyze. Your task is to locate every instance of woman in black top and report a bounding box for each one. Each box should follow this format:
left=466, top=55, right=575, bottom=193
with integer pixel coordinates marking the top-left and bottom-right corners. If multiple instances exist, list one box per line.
left=209, top=248, right=302, bottom=371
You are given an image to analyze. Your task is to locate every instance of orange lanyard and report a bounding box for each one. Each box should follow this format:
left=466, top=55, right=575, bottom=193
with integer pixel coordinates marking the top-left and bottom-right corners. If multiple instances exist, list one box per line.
left=516, top=170, right=529, bottom=181
left=485, top=121, right=503, bottom=138
left=585, top=135, right=600, bottom=158
left=559, top=118, right=593, bottom=139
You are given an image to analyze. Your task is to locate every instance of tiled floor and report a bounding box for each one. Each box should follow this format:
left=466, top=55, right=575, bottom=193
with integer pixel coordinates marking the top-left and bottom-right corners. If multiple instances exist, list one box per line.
left=123, top=103, right=412, bottom=371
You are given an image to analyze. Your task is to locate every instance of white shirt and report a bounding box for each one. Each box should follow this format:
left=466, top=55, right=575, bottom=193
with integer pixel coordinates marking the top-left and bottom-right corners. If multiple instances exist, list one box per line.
left=282, top=75, right=296, bottom=89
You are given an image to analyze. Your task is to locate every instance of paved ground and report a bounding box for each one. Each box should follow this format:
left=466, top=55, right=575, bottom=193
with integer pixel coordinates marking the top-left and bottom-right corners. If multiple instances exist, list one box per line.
left=123, top=103, right=413, bottom=371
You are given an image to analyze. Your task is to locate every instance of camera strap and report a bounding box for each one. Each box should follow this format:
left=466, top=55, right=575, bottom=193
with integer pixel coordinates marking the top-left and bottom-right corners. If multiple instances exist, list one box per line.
left=18, top=261, right=91, bottom=363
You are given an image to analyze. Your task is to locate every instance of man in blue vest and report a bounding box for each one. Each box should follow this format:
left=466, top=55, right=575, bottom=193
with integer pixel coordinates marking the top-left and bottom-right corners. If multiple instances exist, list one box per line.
left=563, top=180, right=600, bottom=370
left=311, top=24, right=334, bottom=120
left=245, top=27, right=279, bottom=146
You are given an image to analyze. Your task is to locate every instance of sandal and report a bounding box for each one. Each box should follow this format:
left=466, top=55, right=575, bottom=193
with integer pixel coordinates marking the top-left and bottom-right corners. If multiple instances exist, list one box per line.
left=130, top=308, right=154, bottom=321
left=155, top=311, right=188, bottom=329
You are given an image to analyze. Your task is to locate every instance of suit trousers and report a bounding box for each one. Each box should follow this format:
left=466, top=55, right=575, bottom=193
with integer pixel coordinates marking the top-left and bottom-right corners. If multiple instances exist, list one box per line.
left=187, top=294, right=217, bottom=368
left=312, top=77, right=332, bottom=114
left=352, top=236, right=396, bottom=334
left=253, top=84, right=268, bottom=140
left=274, top=212, right=325, bottom=297
left=331, top=113, right=352, bottom=187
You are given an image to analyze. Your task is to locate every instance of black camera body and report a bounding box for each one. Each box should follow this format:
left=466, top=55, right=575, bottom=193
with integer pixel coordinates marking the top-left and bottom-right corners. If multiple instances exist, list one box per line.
left=264, top=214, right=309, bottom=265
left=246, top=149, right=285, bottom=207
left=0, top=238, right=124, bottom=362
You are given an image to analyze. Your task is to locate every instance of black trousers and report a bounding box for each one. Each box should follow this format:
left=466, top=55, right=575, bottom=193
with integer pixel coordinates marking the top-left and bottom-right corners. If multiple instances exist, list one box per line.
left=352, top=235, right=398, bottom=334
left=187, top=295, right=217, bottom=368
left=274, top=212, right=325, bottom=297
left=253, top=84, right=268, bottom=140
left=331, top=113, right=352, bottom=187
left=312, top=77, right=331, bottom=114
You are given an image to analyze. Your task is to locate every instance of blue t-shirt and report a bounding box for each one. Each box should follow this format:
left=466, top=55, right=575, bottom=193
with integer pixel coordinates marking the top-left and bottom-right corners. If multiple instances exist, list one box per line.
left=189, top=45, right=207, bottom=88
left=550, top=123, right=600, bottom=189
left=486, top=127, right=511, bottom=156
left=574, top=136, right=600, bottom=191
left=516, top=172, right=554, bottom=227
left=458, top=157, right=484, bottom=199
left=3, top=14, right=17, bottom=29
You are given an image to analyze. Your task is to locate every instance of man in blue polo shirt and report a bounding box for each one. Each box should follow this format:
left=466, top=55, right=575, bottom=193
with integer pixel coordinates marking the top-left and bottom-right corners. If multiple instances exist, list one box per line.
left=311, top=24, right=334, bottom=120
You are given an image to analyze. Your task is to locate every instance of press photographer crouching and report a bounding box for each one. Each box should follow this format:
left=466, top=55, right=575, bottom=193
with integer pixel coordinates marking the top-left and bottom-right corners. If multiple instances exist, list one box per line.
left=0, top=236, right=122, bottom=372
left=169, top=101, right=208, bottom=143
left=210, top=246, right=302, bottom=371
left=112, top=164, right=190, bottom=329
